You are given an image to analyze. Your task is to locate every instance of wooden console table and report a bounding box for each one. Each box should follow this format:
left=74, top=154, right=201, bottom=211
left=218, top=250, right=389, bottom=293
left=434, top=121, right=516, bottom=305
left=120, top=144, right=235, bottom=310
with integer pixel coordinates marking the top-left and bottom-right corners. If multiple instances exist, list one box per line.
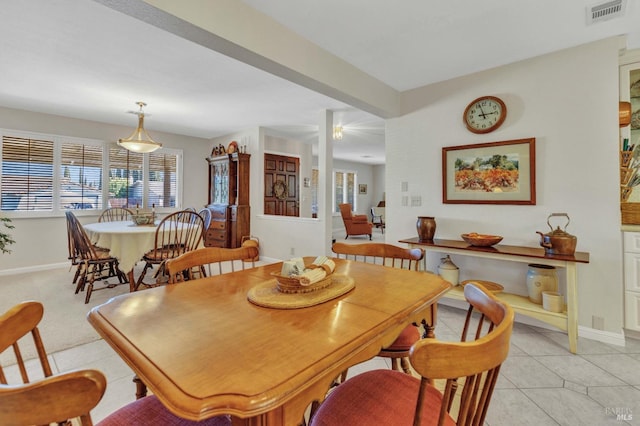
left=399, top=237, right=590, bottom=354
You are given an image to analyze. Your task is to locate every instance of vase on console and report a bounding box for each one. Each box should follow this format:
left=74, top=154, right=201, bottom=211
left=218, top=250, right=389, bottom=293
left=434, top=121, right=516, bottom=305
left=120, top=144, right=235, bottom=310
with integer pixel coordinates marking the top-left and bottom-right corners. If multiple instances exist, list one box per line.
left=416, top=216, right=436, bottom=241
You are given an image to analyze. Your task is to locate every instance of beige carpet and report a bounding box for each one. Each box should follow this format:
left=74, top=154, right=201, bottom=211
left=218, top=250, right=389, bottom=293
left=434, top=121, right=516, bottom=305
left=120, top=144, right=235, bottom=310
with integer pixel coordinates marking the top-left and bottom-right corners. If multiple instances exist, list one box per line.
left=0, top=265, right=130, bottom=365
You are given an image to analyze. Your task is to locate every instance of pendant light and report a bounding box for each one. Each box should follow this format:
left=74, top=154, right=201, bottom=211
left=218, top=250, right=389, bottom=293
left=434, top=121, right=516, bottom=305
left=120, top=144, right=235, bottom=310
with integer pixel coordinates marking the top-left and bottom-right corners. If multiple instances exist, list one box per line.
left=117, top=101, right=162, bottom=153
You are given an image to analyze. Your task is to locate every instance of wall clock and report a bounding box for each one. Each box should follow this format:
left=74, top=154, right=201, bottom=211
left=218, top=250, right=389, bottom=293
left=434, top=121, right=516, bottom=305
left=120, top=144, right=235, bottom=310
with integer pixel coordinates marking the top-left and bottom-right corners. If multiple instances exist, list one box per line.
left=463, top=96, right=507, bottom=134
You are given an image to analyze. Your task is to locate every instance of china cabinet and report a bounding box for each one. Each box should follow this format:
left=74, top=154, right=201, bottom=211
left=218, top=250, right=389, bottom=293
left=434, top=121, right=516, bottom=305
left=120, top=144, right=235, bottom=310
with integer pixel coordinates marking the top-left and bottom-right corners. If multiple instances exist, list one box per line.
left=205, top=152, right=250, bottom=248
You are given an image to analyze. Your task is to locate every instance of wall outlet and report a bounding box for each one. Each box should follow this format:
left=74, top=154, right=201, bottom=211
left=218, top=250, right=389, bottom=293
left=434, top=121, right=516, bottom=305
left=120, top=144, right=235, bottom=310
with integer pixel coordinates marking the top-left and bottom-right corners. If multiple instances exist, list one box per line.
left=401, top=195, right=408, bottom=206
left=401, top=181, right=408, bottom=192
left=592, top=315, right=604, bottom=330
left=290, top=247, right=295, bottom=256
left=411, top=195, right=422, bottom=206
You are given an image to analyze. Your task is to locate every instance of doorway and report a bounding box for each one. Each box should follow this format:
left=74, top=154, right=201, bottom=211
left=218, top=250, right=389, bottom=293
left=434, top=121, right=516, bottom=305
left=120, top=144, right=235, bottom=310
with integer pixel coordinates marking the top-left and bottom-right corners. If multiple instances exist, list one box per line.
left=264, top=153, right=299, bottom=216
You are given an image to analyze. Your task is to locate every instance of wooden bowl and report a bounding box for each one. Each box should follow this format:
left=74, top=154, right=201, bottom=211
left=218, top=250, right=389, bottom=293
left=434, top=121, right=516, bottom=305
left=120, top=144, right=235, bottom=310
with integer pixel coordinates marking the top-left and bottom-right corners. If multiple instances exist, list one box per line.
left=461, top=233, right=503, bottom=247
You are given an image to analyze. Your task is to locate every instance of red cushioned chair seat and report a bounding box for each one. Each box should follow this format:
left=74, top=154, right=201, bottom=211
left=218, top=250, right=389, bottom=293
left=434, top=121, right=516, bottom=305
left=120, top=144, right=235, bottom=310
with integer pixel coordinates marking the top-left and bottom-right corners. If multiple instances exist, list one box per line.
left=311, top=369, right=455, bottom=426
left=97, top=395, right=232, bottom=426
left=385, top=324, right=420, bottom=351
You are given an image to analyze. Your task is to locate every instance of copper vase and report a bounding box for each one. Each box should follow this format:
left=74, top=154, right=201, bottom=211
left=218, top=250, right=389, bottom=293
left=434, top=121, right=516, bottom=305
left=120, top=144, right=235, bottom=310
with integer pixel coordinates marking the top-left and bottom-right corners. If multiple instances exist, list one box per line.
left=417, top=216, right=436, bottom=241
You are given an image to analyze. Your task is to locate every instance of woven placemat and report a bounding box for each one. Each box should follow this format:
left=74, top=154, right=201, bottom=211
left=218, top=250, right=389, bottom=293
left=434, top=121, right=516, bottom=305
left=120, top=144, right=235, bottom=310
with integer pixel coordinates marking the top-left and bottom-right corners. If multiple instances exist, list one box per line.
left=460, top=280, right=504, bottom=293
left=247, top=275, right=355, bottom=309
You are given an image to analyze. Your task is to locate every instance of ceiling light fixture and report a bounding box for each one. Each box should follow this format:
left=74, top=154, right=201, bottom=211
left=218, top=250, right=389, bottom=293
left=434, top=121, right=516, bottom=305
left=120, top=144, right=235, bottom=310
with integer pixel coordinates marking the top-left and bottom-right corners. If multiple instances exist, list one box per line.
left=117, top=101, right=162, bottom=153
left=333, top=125, right=343, bottom=140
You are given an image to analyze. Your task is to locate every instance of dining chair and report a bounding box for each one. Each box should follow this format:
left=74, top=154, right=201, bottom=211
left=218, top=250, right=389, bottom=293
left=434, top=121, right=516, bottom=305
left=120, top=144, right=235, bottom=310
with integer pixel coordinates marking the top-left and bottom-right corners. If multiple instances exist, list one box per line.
left=198, top=207, right=212, bottom=230
left=166, top=246, right=259, bottom=283
left=310, top=283, right=515, bottom=426
left=98, top=207, right=134, bottom=222
left=66, top=211, right=128, bottom=303
left=65, top=210, right=83, bottom=285
left=332, top=242, right=426, bottom=375
left=0, top=301, right=231, bottom=426
left=135, top=210, right=205, bottom=290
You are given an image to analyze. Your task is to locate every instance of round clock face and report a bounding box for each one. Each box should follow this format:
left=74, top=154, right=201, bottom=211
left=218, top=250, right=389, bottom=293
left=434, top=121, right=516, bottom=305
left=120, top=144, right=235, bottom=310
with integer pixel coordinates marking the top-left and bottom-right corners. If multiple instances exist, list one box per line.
left=463, top=96, right=507, bottom=134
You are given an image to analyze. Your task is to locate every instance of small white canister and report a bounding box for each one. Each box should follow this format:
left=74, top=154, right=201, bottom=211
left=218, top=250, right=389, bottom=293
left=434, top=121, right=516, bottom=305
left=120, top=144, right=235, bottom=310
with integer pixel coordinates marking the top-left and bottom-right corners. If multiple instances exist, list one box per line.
left=438, top=255, right=459, bottom=286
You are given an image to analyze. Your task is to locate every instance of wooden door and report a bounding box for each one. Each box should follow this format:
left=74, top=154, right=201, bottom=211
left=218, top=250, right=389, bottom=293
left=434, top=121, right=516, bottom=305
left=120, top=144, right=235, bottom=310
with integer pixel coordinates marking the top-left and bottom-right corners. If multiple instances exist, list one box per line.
left=264, top=154, right=299, bottom=216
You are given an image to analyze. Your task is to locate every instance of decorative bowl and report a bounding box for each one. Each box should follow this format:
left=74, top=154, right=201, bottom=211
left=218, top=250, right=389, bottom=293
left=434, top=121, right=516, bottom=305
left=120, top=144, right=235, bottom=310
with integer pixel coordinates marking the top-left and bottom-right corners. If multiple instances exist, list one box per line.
left=461, top=233, right=503, bottom=247
left=132, top=213, right=155, bottom=226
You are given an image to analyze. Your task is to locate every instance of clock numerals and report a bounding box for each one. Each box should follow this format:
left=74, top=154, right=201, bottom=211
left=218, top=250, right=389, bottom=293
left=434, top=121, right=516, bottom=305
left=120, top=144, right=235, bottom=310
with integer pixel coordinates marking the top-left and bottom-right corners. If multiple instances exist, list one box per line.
left=463, top=96, right=507, bottom=134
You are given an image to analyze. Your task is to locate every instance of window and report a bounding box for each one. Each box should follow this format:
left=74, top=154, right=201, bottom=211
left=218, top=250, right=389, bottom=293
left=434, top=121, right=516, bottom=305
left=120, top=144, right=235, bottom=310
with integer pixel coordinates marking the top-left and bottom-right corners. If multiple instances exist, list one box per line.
left=1, top=129, right=182, bottom=215
left=61, top=142, right=103, bottom=210
left=2, top=135, right=55, bottom=211
left=108, top=147, right=143, bottom=209
left=333, top=170, right=356, bottom=213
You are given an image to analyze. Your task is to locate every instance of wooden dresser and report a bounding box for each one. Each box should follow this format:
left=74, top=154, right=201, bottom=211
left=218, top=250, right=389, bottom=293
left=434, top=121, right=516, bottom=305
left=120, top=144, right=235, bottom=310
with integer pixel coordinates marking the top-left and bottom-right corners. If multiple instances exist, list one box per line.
left=205, top=152, right=250, bottom=248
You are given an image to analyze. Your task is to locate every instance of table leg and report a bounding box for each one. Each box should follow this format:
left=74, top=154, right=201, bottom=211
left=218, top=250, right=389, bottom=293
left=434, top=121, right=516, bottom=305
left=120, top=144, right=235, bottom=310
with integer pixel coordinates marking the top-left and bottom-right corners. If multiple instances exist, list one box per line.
left=566, top=262, right=578, bottom=354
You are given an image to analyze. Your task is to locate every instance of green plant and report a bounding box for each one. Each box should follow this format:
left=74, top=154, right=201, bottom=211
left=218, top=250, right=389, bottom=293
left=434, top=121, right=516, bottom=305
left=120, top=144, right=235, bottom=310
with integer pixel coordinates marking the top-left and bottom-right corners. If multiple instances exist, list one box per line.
left=0, top=217, right=15, bottom=254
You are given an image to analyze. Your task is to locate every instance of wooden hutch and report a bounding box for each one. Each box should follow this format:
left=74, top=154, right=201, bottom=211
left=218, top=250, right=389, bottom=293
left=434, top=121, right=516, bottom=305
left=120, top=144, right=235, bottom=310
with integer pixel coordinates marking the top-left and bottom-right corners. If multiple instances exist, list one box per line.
left=205, top=152, right=250, bottom=248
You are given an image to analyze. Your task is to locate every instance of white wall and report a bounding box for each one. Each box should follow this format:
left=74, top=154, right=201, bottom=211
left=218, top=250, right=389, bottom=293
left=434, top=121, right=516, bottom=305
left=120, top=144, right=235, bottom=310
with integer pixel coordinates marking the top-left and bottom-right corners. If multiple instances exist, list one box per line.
left=386, top=38, right=623, bottom=334
left=0, top=107, right=211, bottom=271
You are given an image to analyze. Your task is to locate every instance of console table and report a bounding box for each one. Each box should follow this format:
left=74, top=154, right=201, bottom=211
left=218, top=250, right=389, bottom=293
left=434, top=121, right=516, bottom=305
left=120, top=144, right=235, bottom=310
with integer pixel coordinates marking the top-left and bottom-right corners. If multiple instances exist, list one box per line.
left=399, top=237, right=590, bottom=354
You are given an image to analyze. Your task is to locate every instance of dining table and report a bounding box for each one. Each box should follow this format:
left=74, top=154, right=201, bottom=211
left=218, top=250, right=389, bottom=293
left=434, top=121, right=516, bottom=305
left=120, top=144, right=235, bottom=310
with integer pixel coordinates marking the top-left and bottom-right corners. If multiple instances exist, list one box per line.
left=83, top=220, right=159, bottom=292
left=87, top=257, right=452, bottom=426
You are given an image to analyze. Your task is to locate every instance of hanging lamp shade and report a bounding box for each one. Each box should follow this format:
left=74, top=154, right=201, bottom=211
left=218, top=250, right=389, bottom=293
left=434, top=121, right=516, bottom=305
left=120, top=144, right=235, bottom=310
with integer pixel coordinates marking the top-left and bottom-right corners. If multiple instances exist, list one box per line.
left=117, top=102, right=162, bottom=153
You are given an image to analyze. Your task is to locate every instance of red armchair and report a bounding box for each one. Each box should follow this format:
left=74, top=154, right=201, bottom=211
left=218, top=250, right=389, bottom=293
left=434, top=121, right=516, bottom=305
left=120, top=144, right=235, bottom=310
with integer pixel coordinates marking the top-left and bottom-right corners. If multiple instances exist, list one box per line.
left=339, top=203, right=373, bottom=240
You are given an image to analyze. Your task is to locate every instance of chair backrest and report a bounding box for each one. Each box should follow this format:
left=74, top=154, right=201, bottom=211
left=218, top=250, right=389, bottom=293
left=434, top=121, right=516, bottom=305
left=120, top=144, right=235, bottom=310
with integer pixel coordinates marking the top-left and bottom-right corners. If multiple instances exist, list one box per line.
left=198, top=207, right=212, bottom=230
left=332, top=242, right=424, bottom=270
left=0, top=301, right=52, bottom=384
left=148, top=210, right=204, bottom=260
left=409, top=283, right=514, bottom=426
left=99, top=207, right=134, bottom=222
left=0, top=369, right=106, bottom=426
left=0, top=301, right=106, bottom=425
left=338, top=203, right=353, bottom=221
left=66, top=211, right=101, bottom=262
left=65, top=211, right=80, bottom=264
left=165, top=246, right=259, bottom=283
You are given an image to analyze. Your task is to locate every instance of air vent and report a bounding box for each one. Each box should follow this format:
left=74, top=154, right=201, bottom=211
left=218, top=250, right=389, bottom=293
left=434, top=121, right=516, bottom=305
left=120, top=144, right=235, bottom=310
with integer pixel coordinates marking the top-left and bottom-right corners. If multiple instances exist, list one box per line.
left=586, top=0, right=626, bottom=24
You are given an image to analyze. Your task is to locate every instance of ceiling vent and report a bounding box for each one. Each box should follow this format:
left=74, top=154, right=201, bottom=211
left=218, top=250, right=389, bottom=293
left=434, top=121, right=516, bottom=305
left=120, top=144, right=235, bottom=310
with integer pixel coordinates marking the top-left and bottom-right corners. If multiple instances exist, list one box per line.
left=586, top=0, right=626, bottom=24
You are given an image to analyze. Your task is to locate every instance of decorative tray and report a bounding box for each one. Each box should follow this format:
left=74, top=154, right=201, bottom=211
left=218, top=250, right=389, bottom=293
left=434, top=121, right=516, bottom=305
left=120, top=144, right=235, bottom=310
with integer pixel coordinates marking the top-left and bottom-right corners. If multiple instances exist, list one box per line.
left=461, top=233, right=503, bottom=247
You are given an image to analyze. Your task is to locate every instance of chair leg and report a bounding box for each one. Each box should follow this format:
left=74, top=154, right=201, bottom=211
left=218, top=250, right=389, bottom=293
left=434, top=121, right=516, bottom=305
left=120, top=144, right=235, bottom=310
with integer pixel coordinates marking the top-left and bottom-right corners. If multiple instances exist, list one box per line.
left=135, top=263, right=152, bottom=291
left=400, top=357, right=412, bottom=374
left=368, top=234, right=372, bottom=240
left=133, top=375, right=148, bottom=399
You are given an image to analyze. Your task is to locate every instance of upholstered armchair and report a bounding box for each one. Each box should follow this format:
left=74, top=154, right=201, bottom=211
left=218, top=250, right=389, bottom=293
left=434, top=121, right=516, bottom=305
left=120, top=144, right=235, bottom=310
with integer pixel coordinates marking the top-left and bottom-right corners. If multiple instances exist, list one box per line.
left=339, top=203, right=373, bottom=240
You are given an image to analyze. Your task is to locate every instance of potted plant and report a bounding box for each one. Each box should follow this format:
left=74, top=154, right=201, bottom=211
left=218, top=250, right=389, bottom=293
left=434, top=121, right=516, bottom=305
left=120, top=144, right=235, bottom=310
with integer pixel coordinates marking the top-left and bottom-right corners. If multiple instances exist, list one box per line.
left=0, top=217, right=15, bottom=254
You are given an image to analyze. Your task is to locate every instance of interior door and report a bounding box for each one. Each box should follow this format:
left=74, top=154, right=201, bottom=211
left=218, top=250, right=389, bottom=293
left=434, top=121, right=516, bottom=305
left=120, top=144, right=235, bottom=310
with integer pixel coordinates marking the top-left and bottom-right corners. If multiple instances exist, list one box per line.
left=264, top=153, right=299, bottom=216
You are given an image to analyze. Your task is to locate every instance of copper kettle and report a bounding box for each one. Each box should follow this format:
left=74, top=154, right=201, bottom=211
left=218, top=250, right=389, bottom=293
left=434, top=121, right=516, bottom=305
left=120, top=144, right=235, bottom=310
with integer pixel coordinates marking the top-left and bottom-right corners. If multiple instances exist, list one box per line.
left=536, top=213, right=577, bottom=255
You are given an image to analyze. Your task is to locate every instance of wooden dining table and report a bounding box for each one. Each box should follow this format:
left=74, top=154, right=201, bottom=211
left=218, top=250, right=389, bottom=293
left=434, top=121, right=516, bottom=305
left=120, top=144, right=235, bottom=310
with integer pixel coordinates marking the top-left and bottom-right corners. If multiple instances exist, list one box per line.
left=87, top=258, right=451, bottom=426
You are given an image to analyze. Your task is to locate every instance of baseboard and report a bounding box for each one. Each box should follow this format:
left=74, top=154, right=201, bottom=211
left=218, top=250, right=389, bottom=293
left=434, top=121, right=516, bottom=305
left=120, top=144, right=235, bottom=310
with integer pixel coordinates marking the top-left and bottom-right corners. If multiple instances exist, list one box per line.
left=438, top=297, right=627, bottom=347
left=579, top=325, right=626, bottom=347
left=0, top=262, right=68, bottom=276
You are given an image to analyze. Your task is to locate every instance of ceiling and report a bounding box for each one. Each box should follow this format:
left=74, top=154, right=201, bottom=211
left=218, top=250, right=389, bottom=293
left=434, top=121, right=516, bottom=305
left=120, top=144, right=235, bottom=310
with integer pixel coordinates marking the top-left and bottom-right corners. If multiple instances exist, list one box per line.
left=0, top=0, right=638, bottom=165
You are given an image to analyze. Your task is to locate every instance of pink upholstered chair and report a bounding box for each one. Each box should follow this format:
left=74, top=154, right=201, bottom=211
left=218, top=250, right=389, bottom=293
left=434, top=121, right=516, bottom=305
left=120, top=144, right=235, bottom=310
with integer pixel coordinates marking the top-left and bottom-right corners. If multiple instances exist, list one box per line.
left=338, top=203, right=373, bottom=240
left=311, top=283, right=514, bottom=426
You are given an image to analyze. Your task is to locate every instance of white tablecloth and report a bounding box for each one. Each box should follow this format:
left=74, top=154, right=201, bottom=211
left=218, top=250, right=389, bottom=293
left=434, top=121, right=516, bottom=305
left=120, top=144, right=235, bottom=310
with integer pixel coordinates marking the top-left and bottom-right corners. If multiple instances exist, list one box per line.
left=84, top=221, right=159, bottom=273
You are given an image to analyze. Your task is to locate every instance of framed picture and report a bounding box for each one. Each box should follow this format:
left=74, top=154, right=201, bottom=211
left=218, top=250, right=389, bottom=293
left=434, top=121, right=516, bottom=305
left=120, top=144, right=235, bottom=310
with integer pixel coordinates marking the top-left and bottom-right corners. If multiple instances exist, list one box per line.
left=359, top=184, right=367, bottom=194
left=442, top=138, right=536, bottom=205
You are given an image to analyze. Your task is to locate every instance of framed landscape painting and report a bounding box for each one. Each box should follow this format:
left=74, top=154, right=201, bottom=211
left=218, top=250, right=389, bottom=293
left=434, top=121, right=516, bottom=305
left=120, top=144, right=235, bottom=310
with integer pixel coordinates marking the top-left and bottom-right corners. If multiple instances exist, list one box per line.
left=442, top=138, right=536, bottom=205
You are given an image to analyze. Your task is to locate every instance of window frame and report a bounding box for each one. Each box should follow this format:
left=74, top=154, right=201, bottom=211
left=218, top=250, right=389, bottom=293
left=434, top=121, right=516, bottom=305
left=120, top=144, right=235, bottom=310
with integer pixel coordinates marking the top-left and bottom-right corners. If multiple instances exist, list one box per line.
left=0, top=128, right=183, bottom=218
left=332, top=168, right=358, bottom=214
